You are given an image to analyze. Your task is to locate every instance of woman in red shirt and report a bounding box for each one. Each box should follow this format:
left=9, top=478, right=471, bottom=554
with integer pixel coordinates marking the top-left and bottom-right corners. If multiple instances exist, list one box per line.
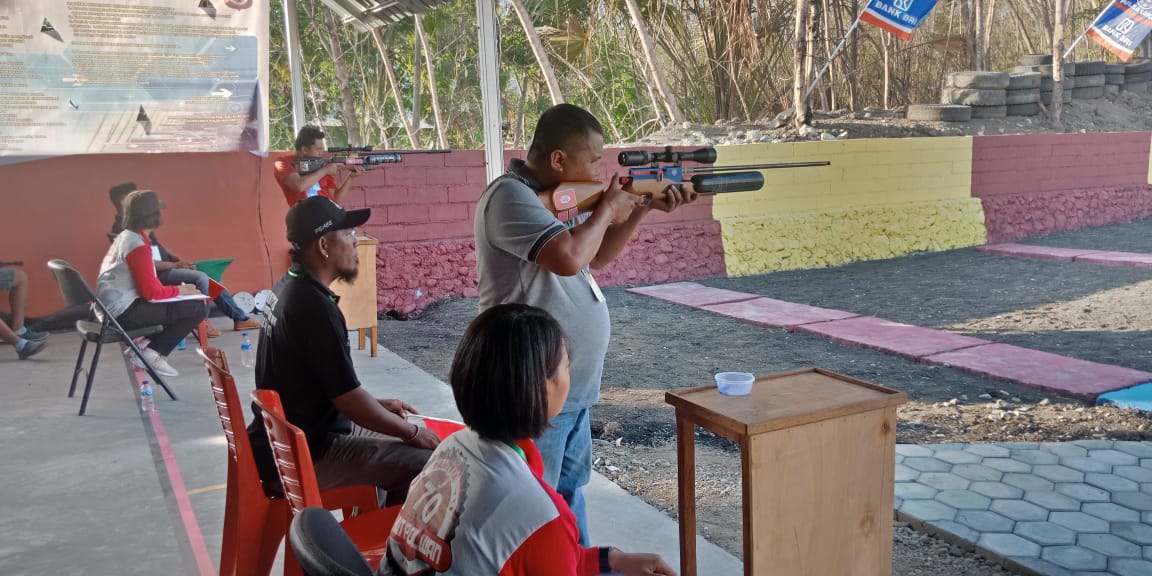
left=379, top=304, right=676, bottom=576
left=96, top=190, right=206, bottom=377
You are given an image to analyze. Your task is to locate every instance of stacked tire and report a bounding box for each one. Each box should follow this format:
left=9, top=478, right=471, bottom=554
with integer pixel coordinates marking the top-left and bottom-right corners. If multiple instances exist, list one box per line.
left=1005, top=72, right=1041, bottom=116
left=1067, top=60, right=1106, bottom=100
left=1104, top=63, right=1125, bottom=96
left=1014, top=54, right=1071, bottom=105
left=1122, top=58, right=1151, bottom=92
left=942, top=71, right=1008, bottom=119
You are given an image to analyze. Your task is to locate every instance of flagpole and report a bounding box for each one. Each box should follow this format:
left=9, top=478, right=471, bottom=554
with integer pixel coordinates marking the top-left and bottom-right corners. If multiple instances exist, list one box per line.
left=804, top=12, right=864, bottom=100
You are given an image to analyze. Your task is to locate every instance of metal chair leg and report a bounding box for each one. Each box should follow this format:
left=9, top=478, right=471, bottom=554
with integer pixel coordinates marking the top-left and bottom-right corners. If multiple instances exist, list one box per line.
left=69, top=339, right=89, bottom=398
left=125, top=338, right=178, bottom=401
left=78, top=340, right=104, bottom=416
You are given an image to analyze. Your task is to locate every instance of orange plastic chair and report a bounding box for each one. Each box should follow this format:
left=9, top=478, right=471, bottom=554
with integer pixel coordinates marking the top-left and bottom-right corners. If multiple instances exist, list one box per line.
left=251, top=388, right=402, bottom=574
left=198, top=347, right=381, bottom=576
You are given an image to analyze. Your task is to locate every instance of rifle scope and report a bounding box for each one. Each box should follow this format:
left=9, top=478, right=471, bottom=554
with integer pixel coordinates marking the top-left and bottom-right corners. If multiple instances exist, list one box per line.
left=690, top=172, right=764, bottom=194
left=619, top=147, right=717, bottom=167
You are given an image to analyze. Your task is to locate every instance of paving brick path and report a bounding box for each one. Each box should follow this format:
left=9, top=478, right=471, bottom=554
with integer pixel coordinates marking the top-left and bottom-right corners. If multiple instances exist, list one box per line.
left=895, top=440, right=1152, bottom=576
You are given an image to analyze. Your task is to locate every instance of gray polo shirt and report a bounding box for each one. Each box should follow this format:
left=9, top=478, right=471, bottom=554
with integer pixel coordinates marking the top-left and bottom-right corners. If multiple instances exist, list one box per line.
left=474, top=159, right=611, bottom=413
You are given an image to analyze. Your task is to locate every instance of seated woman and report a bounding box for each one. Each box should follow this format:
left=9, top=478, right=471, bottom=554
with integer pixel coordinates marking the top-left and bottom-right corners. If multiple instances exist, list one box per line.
left=378, top=303, right=676, bottom=576
left=96, top=190, right=206, bottom=377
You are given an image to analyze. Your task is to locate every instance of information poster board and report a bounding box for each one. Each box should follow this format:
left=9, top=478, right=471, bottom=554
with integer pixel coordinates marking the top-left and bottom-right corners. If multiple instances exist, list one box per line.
left=0, top=0, right=267, bottom=155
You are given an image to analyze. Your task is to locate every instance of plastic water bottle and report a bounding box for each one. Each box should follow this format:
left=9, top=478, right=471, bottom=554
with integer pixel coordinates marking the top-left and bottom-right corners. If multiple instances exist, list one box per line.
left=140, top=380, right=154, bottom=397
left=240, top=333, right=254, bottom=368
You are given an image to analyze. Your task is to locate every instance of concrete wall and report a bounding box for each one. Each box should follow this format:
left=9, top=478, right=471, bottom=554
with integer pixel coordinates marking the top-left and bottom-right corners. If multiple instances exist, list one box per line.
left=972, top=133, right=1152, bottom=243
left=712, top=138, right=986, bottom=276
left=6, top=131, right=1152, bottom=319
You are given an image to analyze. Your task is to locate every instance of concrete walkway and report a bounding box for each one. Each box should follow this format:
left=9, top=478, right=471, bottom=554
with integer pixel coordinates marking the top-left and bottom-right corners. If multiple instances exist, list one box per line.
left=0, top=325, right=742, bottom=575
left=895, top=441, right=1152, bottom=576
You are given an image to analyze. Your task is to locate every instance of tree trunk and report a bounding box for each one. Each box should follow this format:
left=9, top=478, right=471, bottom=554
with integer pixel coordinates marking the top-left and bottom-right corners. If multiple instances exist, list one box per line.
left=415, top=15, right=448, bottom=148
left=982, top=0, right=998, bottom=69
left=963, top=0, right=979, bottom=69
left=822, top=1, right=835, bottom=110
left=623, top=0, right=685, bottom=124
left=322, top=9, right=361, bottom=146
left=508, top=0, right=564, bottom=105
left=849, top=0, right=859, bottom=110
left=1051, top=0, right=1066, bottom=125
left=792, top=0, right=812, bottom=129
left=882, top=30, right=892, bottom=108
left=411, top=25, right=423, bottom=143
left=371, top=27, right=420, bottom=148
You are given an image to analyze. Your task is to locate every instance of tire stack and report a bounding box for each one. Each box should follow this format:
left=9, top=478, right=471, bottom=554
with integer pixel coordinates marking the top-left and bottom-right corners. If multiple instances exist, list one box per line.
left=1122, top=58, right=1152, bottom=92
left=1006, top=72, right=1041, bottom=116
left=1068, top=60, right=1106, bottom=99
left=905, top=104, right=972, bottom=122
left=1104, top=63, right=1125, bottom=96
left=942, top=71, right=1008, bottom=119
left=1014, top=54, right=1072, bottom=106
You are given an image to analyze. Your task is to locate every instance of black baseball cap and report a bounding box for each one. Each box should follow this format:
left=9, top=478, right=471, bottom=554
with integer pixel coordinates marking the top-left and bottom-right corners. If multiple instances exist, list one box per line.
left=286, top=196, right=370, bottom=246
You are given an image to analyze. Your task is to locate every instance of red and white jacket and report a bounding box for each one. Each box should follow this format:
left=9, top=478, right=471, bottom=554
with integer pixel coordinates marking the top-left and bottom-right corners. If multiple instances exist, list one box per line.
left=378, top=428, right=602, bottom=575
left=96, top=230, right=179, bottom=317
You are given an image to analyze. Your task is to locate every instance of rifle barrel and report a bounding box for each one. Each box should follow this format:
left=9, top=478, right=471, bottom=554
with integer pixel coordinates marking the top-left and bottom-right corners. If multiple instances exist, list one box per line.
left=686, top=161, right=830, bottom=173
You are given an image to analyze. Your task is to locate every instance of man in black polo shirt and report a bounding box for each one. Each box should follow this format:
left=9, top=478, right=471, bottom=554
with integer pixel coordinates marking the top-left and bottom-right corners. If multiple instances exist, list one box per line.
left=247, top=196, right=438, bottom=503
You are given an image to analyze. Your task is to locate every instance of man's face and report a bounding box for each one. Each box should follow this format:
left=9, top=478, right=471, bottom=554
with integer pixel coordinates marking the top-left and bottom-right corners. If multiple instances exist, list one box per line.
left=323, top=228, right=359, bottom=282
left=556, top=130, right=604, bottom=182
left=299, top=138, right=328, bottom=158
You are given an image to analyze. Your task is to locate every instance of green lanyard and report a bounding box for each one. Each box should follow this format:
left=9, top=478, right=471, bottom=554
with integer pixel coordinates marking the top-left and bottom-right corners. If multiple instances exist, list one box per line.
left=507, top=441, right=526, bottom=462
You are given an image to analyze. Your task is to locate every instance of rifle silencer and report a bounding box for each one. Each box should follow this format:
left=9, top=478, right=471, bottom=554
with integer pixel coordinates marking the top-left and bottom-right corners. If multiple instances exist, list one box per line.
left=691, top=172, right=764, bottom=194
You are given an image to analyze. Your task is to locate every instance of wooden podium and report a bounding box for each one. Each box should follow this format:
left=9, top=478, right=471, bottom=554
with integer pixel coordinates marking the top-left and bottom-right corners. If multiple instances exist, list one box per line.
left=665, top=368, right=907, bottom=576
left=329, top=234, right=379, bottom=357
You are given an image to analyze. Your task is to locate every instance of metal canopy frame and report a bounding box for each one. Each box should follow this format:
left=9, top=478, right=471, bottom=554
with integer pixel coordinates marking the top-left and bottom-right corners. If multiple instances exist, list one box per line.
left=282, top=0, right=504, bottom=181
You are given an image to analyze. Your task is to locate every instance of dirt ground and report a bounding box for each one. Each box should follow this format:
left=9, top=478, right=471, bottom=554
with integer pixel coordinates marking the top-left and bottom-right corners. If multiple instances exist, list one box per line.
left=631, top=84, right=1152, bottom=146
left=377, top=218, right=1152, bottom=575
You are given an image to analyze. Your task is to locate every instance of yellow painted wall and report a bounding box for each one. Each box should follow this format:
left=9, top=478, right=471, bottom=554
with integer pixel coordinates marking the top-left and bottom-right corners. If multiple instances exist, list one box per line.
left=713, top=138, right=985, bottom=276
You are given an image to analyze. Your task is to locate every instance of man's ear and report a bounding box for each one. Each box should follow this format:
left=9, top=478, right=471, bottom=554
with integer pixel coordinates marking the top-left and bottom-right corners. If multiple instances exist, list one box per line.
left=549, top=149, right=567, bottom=174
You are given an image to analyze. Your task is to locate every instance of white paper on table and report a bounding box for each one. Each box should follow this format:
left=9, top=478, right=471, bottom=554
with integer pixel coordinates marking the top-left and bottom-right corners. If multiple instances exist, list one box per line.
left=149, top=294, right=210, bottom=303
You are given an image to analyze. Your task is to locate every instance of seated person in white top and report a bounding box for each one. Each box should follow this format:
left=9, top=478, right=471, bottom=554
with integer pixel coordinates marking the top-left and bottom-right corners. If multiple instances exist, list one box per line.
left=96, top=190, right=206, bottom=377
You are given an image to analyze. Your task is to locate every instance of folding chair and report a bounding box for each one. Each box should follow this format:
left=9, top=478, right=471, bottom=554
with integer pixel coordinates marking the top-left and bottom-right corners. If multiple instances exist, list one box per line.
left=289, top=508, right=374, bottom=576
left=198, top=346, right=379, bottom=576
left=251, top=389, right=401, bottom=575
left=46, top=259, right=177, bottom=415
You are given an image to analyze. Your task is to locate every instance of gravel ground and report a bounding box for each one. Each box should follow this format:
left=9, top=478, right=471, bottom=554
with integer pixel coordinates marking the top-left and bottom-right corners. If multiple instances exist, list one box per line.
left=377, top=217, right=1152, bottom=574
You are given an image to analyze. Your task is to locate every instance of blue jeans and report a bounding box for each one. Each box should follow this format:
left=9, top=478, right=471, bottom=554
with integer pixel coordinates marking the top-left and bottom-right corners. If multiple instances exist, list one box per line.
left=535, top=408, right=592, bottom=546
left=157, top=268, right=249, bottom=321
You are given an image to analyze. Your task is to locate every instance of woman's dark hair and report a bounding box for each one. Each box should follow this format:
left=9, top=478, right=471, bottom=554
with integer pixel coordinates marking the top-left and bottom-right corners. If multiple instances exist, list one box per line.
left=450, top=303, right=566, bottom=442
left=526, top=103, right=603, bottom=164
left=121, top=189, right=164, bottom=231
left=295, top=125, right=326, bottom=151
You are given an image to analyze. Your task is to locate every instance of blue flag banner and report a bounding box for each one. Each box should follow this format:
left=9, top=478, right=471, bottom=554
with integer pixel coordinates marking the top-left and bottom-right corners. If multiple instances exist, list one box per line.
left=1087, top=0, right=1152, bottom=62
left=861, top=0, right=939, bottom=41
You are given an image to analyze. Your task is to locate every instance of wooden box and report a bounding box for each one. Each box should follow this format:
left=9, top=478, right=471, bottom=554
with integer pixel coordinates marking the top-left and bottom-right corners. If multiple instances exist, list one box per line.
left=329, top=234, right=379, bottom=357
left=665, top=368, right=907, bottom=576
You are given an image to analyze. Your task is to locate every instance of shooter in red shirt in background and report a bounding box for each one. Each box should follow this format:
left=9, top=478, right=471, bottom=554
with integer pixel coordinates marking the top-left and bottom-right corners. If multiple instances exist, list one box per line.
left=274, top=125, right=364, bottom=207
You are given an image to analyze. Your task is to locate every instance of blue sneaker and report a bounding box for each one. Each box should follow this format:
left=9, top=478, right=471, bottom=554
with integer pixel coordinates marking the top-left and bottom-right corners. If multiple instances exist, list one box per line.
left=18, top=327, right=48, bottom=342
left=16, top=338, right=46, bottom=360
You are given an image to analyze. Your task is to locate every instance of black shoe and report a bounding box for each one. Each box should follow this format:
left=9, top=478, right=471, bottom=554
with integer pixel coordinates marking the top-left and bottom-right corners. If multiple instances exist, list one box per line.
left=16, top=339, right=46, bottom=360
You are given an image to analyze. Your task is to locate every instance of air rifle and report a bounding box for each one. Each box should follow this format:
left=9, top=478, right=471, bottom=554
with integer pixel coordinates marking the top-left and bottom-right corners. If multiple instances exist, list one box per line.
left=538, top=146, right=830, bottom=222
left=296, top=147, right=451, bottom=175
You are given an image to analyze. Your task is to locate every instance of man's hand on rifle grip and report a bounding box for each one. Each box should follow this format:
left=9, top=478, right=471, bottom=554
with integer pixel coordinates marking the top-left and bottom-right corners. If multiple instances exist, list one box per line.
left=601, top=172, right=642, bottom=224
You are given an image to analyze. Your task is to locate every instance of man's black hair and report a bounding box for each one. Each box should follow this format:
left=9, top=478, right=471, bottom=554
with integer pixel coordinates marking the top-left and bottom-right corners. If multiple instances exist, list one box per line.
left=109, top=182, right=138, bottom=212
left=295, top=125, right=326, bottom=151
left=526, top=103, right=604, bottom=163
left=450, top=303, right=566, bottom=443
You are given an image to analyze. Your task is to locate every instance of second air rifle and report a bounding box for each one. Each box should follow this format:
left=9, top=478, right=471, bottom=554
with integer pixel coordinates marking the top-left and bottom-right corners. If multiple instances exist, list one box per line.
left=538, top=146, right=830, bottom=223
left=296, top=147, right=451, bottom=175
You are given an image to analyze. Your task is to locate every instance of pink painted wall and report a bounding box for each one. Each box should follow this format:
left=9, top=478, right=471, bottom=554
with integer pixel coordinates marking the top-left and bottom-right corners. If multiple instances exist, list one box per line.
left=346, top=149, right=723, bottom=315
left=0, top=152, right=291, bottom=317
left=972, top=132, right=1152, bottom=242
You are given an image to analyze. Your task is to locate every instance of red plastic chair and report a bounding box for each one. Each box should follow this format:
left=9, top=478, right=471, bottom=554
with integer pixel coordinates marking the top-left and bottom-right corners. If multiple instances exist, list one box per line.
left=251, top=388, right=402, bottom=574
left=198, top=347, right=380, bottom=576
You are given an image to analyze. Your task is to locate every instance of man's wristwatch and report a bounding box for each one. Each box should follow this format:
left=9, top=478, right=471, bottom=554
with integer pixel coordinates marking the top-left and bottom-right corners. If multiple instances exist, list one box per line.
left=599, top=546, right=613, bottom=574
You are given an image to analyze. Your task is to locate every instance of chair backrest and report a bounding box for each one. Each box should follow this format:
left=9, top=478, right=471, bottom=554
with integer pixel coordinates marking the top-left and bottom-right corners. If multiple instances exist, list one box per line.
left=198, top=347, right=249, bottom=470
left=289, top=507, right=374, bottom=576
left=46, top=259, right=96, bottom=308
left=251, top=389, right=324, bottom=515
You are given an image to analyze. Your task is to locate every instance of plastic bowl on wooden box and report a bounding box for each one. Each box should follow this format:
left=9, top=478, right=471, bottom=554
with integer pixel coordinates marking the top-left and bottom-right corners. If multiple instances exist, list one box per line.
left=715, top=372, right=755, bottom=395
